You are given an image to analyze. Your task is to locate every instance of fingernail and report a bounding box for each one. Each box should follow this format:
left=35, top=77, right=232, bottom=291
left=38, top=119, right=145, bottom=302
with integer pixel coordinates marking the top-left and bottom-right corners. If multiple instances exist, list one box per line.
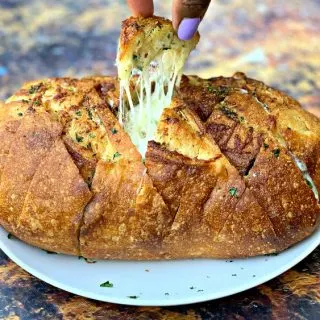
left=177, top=18, right=201, bottom=41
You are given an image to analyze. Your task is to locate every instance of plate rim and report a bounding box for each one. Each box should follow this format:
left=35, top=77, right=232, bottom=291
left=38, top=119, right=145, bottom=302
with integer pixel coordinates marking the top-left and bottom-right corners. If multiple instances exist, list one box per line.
left=0, top=227, right=319, bottom=307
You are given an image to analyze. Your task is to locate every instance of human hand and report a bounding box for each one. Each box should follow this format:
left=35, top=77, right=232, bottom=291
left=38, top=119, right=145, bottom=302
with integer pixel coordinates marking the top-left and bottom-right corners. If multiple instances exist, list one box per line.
left=127, top=0, right=212, bottom=40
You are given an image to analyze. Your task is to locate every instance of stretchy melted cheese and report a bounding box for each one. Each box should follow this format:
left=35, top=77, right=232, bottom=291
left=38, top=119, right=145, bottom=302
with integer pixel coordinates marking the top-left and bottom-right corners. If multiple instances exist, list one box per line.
left=116, top=16, right=199, bottom=156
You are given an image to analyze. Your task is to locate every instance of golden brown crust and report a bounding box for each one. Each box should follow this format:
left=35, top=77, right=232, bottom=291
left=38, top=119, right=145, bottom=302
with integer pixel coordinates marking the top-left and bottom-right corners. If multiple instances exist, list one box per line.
left=117, top=16, right=199, bottom=81
left=246, top=140, right=319, bottom=248
left=146, top=142, right=279, bottom=258
left=180, top=73, right=320, bottom=191
left=119, top=16, right=177, bottom=60
left=79, top=98, right=172, bottom=259
left=80, top=158, right=171, bottom=260
left=0, top=72, right=319, bottom=259
left=177, top=73, right=320, bottom=255
left=0, top=112, right=62, bottom=232
left=62, top=136, right=97, bottom=186
left=17, top=139, right=92, bottom=255
left=215, top=188, right=279, bottom=257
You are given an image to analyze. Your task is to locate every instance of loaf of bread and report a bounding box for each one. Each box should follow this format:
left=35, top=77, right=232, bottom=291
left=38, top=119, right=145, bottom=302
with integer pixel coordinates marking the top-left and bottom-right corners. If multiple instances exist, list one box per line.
left=0, top=17, right=319, bottom=259
left=0, top=71, right=319, bottom=259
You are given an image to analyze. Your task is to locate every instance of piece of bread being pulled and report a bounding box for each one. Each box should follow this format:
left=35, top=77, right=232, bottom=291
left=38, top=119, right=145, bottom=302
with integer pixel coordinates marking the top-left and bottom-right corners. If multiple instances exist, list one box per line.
left=117, top=16, right=199, bottom=156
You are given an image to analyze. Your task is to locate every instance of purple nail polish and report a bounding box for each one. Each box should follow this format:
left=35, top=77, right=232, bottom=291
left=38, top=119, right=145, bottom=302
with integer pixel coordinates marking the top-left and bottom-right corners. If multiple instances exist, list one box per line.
left=177, top=18, right=201, bottom=41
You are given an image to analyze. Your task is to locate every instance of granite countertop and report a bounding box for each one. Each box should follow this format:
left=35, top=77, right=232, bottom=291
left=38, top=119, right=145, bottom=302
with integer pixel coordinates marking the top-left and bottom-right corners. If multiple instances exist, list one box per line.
left=0, top=0, right=319, bottom=319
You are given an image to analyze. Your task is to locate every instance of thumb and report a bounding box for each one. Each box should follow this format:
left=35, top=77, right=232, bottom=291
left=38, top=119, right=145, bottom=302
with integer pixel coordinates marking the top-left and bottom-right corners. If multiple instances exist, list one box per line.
left=172, top=0, right=211, bottom=40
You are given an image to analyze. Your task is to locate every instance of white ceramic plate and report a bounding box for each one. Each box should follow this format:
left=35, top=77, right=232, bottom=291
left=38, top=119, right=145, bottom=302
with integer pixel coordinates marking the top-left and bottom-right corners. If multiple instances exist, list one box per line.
left=0, top=226, right=319, bottom=306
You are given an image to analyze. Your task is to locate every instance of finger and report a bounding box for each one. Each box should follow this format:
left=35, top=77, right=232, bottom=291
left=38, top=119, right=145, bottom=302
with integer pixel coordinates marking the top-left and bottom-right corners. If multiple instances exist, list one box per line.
left=172, top=0, right=211, bottom=40
left=127, top=0, right=154, bottom=17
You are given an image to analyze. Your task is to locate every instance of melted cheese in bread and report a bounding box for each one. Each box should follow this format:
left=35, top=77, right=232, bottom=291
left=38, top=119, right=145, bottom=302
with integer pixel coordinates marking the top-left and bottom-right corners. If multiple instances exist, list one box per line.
left=117, top=16, right=199, bottom=156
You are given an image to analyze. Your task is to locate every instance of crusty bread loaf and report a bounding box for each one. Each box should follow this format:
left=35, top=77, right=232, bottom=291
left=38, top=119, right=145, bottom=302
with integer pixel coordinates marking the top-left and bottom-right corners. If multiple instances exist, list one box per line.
left=0, top=72, right=319, bottom=259
left=0, top=15, right=319, bottom=259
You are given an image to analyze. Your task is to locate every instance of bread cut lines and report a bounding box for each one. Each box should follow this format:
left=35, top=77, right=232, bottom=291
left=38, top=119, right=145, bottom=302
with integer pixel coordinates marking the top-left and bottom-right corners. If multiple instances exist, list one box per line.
left=291, top=153, right=319, bottom=201
left=253, top=94, right=319, bottom=201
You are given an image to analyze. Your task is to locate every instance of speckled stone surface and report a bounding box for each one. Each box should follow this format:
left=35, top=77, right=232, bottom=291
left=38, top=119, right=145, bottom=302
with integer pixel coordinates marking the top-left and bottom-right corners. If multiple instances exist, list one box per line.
left=0, top=0, right=319, bottom=319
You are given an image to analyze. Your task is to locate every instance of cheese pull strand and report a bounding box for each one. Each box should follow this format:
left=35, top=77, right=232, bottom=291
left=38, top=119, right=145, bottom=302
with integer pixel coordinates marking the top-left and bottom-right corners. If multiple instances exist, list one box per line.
left=119, top=53, right=180, bottom=157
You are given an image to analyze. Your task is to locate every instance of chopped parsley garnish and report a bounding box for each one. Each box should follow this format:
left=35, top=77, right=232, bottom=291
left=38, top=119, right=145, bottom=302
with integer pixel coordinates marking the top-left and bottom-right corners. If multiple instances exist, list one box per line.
left=220, top=105, right=238, bottom=121
left=75, top=133, right=84, bottom=143
left=87, top=109, right=93, bottom=120
left=127, top=295, right=139, bottom=299
left=305, top=179, right=313, bottom=189
left=7, top=233, right=14, bottom=239
left=113, top=152, right=121, bottom=160
left=17, top=112, right=23, bottom=117
left=273, top=149, right=280, bottom=158
left=207, top=86, right=230, bottom=97
left=263, top=143, right=269, bottom=149
left=232, top=274, right=237, bottom=277
left=207, top=86, right=214, bottom=93
left=28, top=87, right=36, bottom=94
left=132, top=54, right=138, bottom=61
left=88, top=133, right=96, bottom=139
left=75, top=110, right=82, bottom=117
left=197, top=289, right=204, bottom=292
left=28, top=84, right=42, bottom=94
left=33, top=100, right=41, bottom=106
left=22, top=99, right=30, bottom=103
left=87, top=178, right=93, bottom=188
left=239, top=116, right=245, bottom=123
left=78, top=256, right=96, bottom=263
left=189, top=286, right=195, bottom=290
left=44, top=250, right=57, bottom=254
left=165, top=293, right=169, bottom=296
left=229, top=187, right=238, bottom=198
left=100, top=281, right=113, bottom=288
left=111, top=128, right=118, bottom=135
